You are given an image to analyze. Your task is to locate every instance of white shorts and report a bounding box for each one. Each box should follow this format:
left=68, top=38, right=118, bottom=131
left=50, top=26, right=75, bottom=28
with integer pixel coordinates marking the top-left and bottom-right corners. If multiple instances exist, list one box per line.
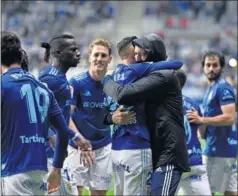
left=65, top=143, right=112, bottom=190
left=47, top=158, right=78, bottom=195
left=111, top=148, right=152, bottom=195
left=203, top=156, right=237, bottom=193
left=1, top=170, right=47, bottom=195
left=176, top=165, right=211, bottom=195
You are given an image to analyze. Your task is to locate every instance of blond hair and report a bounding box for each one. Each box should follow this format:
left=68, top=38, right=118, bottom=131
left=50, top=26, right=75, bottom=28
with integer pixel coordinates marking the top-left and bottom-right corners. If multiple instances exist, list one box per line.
left=88, top=38, right=112, bottom=55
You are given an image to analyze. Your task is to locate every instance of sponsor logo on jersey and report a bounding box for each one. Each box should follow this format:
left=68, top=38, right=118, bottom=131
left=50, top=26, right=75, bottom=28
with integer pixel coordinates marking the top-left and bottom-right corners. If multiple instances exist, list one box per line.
left=20, top=134, right=45, bottom=144
left=83, top=102, right=104, bottom=108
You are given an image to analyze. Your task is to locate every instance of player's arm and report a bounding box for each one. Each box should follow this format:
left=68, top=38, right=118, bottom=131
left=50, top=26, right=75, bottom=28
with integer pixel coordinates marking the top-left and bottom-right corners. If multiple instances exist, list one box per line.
left=131, top=60, right=183, bottom=78
left=102, top=71, right=168, bottom=105
left=188, top=104, right=235, bottom=126
left=187, top=87, right=236, bottom=126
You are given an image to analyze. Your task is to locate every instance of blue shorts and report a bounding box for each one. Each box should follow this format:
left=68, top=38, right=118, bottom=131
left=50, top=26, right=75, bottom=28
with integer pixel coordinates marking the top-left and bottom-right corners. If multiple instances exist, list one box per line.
left=151, top=164, right=182, bottom=196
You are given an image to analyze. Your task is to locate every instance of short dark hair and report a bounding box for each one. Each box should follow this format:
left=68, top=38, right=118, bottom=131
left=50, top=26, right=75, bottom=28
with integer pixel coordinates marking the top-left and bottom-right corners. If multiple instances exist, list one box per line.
left=117, top=36, right=137, bottom=55
left=201, top=50, right=225, bottom=68
left=41, top=32, right=75, bottom=63
left=21, top=49, right=29, bottom=71
left=176, top=69, right=187, bottom=88
left=1, top=31, right=22, bottom=67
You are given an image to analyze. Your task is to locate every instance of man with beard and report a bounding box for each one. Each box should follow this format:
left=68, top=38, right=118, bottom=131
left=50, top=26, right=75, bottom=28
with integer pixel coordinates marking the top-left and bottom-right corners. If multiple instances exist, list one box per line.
left=187, top=51, right=237, bottom=196
left=102, top=33, right=190, bottom=196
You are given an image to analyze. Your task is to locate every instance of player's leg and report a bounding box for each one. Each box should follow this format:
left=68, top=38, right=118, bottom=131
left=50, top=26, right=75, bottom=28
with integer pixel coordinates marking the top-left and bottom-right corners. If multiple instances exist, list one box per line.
left=151, top=164, right=182, bottom=196
left=176, top=165, right=212, bottom=195
left=203, top=156, right=235, bottom=195
left=224, top=159, right=237, bottom=196
left=111, top=149, right=125, bottom=195
left=1, top=170, right=47, bottom=195
left=123, top=148, right=153, bottom=195
left=89, top=143, right=112, bottom=196
left=65, top=145, right=90, bottom=196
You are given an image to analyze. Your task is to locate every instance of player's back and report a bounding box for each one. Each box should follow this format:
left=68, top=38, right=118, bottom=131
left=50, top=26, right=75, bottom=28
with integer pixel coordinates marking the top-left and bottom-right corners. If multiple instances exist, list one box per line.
left=110, top=64, right=149, bottom=150
left=1, top=67, right=59, bottom=177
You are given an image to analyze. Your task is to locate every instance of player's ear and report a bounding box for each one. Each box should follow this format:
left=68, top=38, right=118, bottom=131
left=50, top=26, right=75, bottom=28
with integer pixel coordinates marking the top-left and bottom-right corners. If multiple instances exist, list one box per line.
left=55, top=50, right=62, bottom=58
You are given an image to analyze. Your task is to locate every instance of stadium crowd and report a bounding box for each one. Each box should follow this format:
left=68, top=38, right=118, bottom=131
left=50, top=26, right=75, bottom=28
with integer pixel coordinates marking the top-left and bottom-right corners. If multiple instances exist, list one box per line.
left=1, top=1, right=237, bottom=196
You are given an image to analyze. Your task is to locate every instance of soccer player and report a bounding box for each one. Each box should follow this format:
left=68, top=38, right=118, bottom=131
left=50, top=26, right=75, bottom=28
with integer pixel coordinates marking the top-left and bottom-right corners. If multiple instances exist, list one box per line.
left=104, top=35, right=183, bottom=195
left=65, top=38, right=113, bottom=196
left=1, top=31, right=86, bottom=195
left=102, top=33, right=190, bottom=196
left=186, top=51, right=237, bottom=196
left=39, top=33, right=92, bottom=195
left=175, top=70, right=212, bottom=195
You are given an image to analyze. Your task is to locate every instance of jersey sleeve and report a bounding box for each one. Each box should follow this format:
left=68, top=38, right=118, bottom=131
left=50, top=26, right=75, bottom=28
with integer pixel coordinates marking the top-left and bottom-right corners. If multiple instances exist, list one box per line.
left=218, top=85, right=236, bottom=106
left=69, top=77, right=80, bottom=106
left=104, top=96, right=118, bottom=112
left=130, top=60, right=183, bottom=79
left=48, top=128, right=56, bottom=138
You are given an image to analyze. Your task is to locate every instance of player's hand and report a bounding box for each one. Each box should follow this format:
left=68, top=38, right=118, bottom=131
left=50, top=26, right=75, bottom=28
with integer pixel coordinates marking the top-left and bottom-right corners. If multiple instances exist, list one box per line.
left=47, top=167, right=61, bottom=194
left=74, top=137, right=92, bottom=151
left=112, top=105, right=136, bottom=125
left=80, top=149, right=94, bottom=168
left=186, top=107, right=203, bottom=124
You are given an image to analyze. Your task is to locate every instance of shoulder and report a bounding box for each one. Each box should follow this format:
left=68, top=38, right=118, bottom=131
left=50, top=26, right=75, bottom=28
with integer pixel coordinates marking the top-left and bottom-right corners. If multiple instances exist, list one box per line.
left=39, top=66, right=59, bottom=78
left=71, top=72, right=88, bottom=82
left=216, top=78, right=234, bottom=93
left=69, top=71, right=88, bottom=88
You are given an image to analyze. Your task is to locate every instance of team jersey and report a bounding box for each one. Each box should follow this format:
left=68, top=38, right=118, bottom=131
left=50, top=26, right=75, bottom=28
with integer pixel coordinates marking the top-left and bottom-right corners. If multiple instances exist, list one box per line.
left=202, top=77, right=237, bottom=157
left=1, top=68, right=62, bottom=177
left=39, top=66, right=72, bottom=158
left=105, top=60, right=183, bottom=150
left=182, top=96, right=203, bottom=166
left=69, top=71, right=111, bottom=150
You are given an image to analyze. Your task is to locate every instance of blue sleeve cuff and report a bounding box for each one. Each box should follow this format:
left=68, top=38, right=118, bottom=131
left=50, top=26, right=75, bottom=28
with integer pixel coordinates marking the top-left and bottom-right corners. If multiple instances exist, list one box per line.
left=48, top=128, right=55, bottom=138
left=102, top=75, right=113, bottom=86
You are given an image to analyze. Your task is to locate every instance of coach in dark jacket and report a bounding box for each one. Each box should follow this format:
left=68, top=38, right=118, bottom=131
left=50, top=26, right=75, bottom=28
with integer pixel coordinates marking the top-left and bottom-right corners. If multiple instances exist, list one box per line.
left=102, top=34, right=190, bottom=196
